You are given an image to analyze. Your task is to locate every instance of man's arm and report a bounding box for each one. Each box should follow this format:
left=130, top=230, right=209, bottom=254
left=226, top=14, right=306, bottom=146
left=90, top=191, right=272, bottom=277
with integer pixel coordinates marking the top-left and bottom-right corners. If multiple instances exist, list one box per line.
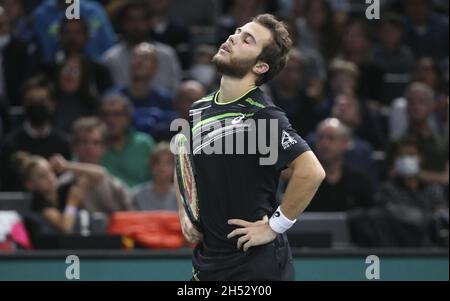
left=227, top=151, right=325, bottom=251
left=278, top=150, right=326, bottom=220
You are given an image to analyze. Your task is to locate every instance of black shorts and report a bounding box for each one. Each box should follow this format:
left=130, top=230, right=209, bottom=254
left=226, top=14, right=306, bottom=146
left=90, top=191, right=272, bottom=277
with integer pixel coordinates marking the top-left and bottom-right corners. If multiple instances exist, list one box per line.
left=192, top=234, right=294, bottom=281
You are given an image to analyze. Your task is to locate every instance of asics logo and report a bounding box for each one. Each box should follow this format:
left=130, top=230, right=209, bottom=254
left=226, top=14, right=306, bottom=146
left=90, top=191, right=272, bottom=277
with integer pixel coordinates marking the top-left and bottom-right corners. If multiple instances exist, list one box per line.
left=231, top=114, right=245, bottom=125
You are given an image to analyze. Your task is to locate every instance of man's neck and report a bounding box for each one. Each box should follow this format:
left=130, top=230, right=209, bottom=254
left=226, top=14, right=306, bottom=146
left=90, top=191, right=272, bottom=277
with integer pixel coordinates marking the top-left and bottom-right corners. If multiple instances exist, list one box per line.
left=410, top=122, right=432, bottom=137
left=110, top=133, right=128, bottom=151
left=129, top=79, right=151, bottom=99
left=153, top=180, right=172, bottom=196
left=403, top=177, right=420, bottom=192
left=24, top=121, right=52, bottom=138
left=217, top=76, right=256, bottom=104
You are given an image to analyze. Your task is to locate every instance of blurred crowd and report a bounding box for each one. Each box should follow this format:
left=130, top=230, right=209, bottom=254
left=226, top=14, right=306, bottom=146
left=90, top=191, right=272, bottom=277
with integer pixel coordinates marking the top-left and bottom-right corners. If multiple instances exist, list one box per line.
left=0, top=0, right=448, bottom=248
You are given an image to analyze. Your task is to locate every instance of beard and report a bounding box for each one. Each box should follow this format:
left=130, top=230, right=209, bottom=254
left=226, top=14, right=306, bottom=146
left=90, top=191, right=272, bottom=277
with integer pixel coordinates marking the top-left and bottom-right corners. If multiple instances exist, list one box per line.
left=212, top=52, right=256, bottom=79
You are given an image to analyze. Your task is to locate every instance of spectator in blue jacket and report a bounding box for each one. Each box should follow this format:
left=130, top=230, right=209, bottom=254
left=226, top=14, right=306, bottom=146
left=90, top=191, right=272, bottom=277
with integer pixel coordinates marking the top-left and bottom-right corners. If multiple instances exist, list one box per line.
left=31, top=0, right=116, bottom=62
left=113, top=42, right=177, bottom=141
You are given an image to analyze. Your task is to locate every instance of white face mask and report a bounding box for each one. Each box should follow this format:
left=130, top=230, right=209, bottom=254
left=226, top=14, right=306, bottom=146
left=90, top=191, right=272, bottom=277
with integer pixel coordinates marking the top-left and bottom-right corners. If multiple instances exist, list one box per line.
left=0, top=35, right=11, bottom=50
left=395, top=155, right=420, bottom=177
left=190, top=64, right=216, bottom=87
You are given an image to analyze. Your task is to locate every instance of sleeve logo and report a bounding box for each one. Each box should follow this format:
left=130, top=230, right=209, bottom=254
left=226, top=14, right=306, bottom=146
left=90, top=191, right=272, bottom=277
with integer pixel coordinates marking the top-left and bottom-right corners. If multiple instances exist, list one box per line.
left=281, top=130, right=297, bottom=150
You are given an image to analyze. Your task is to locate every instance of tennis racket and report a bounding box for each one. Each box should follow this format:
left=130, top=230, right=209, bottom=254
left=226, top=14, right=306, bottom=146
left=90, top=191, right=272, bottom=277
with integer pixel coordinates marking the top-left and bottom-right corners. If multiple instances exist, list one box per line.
left=174, top=133, right=201, bottom=230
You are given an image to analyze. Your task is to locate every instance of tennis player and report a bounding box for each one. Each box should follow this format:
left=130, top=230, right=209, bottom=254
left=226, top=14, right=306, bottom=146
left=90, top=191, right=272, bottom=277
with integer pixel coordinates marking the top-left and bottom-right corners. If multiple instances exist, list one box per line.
left=176, top=14, right=325, bottom=281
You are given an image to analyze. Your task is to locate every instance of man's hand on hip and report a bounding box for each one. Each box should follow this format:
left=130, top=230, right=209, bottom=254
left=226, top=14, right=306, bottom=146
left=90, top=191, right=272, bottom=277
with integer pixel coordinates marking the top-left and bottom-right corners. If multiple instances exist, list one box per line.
left=227, top=215, right=277, bottom=252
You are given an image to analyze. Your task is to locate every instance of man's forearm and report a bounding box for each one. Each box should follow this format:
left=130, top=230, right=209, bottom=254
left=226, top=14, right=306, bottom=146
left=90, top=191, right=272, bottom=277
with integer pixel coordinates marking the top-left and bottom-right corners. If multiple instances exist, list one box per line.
left=279, top=151, right=325, bottom=220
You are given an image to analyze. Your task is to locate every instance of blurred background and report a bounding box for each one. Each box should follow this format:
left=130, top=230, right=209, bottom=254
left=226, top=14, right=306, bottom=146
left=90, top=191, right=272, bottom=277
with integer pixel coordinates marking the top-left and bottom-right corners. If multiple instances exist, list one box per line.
left=0, top=0, right=448, bottom=280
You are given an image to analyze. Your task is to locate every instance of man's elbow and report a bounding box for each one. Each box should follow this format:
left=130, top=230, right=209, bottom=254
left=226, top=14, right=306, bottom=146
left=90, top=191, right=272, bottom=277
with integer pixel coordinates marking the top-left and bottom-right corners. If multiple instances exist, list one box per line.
left=293, top=156, right=326, bottom=184
left=315, top=163, right=326, bottom=183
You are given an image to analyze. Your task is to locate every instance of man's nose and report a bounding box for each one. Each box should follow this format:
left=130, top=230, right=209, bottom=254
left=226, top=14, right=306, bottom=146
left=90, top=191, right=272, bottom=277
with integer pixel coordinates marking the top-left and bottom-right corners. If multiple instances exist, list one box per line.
left=228, top=34, right=237, bottom=45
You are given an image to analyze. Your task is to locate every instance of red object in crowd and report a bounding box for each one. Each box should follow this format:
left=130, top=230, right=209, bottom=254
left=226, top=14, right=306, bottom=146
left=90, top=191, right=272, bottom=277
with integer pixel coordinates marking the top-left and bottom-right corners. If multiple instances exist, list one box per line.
left=107, top=211, right=185, bottom=249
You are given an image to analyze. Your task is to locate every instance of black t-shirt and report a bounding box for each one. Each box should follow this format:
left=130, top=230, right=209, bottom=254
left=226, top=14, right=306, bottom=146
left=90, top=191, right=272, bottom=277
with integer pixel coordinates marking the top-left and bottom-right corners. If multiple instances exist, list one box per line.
left=30, top=181, right=72, bottom=213
left=0, top=125, right=71, bottom=191
left=188, top=87, right=310, bottom=269
left=306, top=164, right=374, bottom=212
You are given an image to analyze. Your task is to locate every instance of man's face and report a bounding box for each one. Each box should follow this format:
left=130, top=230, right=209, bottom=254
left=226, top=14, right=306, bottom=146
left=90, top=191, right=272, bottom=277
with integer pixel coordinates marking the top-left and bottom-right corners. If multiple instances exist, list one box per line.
left=24, top=88, right=54, bottom=112
left=100, top=101, right=130, bottom=139
left=315, top=125, right=348, bottom=164
left=130, top=48, right=157, bottom=80
left=212, top=21, right=272, bottom=79
left=406, top=0, right=430, bottom=24
left=58, top=57, right=81, bottom=93
left=122, top=9, right=149, bottom=44
left=407, top=89, right=434, bottom=124
left=331, top=71, right=356, bottom=95
left=332, top=95, right=361, bottom=128
left=73, top=129, right=105, bottom=164
left=276, top=56, right=302, bottom=89
left=151, top=153, right=174, bottom=182
left=60, top=21, right=88, bottom=53
left=379, top=23, right=402, bottom=49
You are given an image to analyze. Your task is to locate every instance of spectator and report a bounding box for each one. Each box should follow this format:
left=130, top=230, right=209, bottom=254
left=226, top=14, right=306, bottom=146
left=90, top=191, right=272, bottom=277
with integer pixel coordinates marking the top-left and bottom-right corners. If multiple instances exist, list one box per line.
left=0, top=76, right=70, bottom=191
left=31, top=0, right=116, bottom=62
left=216, top=0, right=264, bottom=48
left=404, top=0, right=449, bottom=63
left=320, top=58, right=359, bottom=118
left=389, top=59, right=446, bottom=140
left=100, top=92, right=156, bottom=188
left=52, top=56, right=99, bottom=133
left=307, top=118, right=373, bottom=212
left=174, top=80, right=205, bottom=121
left=394, top=83, right=448, bottom=187
left=13, top=151, right=98, bottom=234
left=0, top=5, right=35, bottom=106
left=116, top=42, right=176, bottom=141
left=270, top=49, right=325, bottom=137
left=147, top=0, right=192, bottom=70
left=189, top=44, right=219, bottom=93
left=53, top=18, right=113, bottom=92
left=132, top=142, right=177, bottom=211
left=341, top=19, right=383, bottom=105
left=0, top=0, right=33, bottom=43
left=296, top=0, right=340, bottom=63
left=374, top=139, right=448, bottom=246
left=372, top=13, right=416, bottom=104
left=331, top=92, right=387, bottom=151
left=62, top=117, right=133, bottom=215
left=102, top=0, right=181, bottom=94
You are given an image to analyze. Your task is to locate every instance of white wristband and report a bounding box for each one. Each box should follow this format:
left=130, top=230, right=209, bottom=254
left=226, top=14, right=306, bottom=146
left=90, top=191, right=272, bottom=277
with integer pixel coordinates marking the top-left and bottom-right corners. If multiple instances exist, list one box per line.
left=64, top=205, right=78, bottom=216
left=269, top=206, right=296, bottom=234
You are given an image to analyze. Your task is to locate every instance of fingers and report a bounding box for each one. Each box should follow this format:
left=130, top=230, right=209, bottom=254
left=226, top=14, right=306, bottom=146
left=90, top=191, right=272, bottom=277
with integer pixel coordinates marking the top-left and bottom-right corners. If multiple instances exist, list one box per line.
left=237, top=234, right=250, bottom=250
left=228, top=216, right=269, bottom=228
left=227, top=227, right=248, bottom=239
left=227, top=219, right=253, bottom=228
left=242, top=239, right=253, bottom=252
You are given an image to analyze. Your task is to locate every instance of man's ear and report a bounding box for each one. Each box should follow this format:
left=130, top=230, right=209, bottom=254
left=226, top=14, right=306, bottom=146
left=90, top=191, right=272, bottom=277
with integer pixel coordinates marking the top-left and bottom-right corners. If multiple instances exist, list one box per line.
left=253, top=62, right=269, bottom=76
